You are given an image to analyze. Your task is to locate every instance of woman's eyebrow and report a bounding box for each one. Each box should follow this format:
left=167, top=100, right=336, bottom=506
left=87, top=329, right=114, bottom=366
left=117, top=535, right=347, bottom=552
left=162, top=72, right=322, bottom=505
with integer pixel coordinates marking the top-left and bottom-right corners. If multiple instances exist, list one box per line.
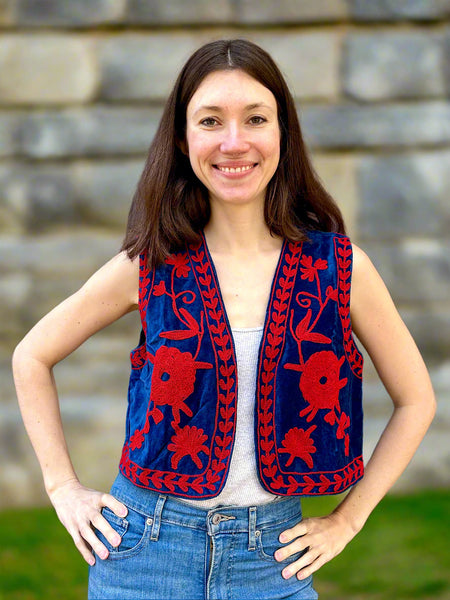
left=192, top=102, right=275, bottom=117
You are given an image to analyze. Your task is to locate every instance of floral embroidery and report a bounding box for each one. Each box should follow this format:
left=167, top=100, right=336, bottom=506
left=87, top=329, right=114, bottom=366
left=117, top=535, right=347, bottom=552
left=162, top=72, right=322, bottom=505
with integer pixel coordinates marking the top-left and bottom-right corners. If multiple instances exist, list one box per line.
left=279, top=425, right=317, bottom=467
left=168, top=425, right=210, bottom=469
left=284, top=251, right=351, bottom=457
left=300, top=255, right=328, bottom=282
left=165, top=253, right=191, bottom=278
left=129, top=428, right=145, bottom=451
left=298, top=351, right=348, bottom=422
left=146, top=346, right=212, bottom=427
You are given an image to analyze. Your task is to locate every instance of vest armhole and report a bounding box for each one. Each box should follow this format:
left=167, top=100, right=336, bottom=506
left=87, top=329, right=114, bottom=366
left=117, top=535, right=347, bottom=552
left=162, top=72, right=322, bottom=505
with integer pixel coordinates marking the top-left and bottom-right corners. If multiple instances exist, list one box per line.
left=334, top=236, right=364, bottom=378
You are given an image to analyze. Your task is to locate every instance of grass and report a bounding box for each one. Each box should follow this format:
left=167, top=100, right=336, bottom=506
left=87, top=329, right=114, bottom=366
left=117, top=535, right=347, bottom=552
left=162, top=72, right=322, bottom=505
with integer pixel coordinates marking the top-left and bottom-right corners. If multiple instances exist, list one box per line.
left=0, top=490, right=448, bottom=600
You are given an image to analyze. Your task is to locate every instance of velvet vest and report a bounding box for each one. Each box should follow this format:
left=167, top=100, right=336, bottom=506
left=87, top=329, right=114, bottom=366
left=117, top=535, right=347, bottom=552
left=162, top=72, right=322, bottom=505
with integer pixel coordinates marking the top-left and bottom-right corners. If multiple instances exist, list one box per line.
left=119, top=230, right=364, bottom=499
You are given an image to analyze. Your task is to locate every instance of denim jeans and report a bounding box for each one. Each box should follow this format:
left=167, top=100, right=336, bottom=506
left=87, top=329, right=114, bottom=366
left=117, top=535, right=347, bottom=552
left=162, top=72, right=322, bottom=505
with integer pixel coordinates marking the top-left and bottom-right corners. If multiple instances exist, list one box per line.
left=88, top=472, right=318, bottom=599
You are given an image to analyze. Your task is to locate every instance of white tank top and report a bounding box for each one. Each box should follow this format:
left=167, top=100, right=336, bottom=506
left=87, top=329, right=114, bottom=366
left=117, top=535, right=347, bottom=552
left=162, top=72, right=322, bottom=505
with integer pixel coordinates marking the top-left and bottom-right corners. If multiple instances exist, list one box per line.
left=181, top=326, right=279, bottom=509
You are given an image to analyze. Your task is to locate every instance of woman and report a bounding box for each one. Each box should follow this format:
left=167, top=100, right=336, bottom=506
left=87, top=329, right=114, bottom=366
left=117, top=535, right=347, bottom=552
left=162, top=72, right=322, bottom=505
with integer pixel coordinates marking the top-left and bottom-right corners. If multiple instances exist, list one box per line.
left=13, top=39, right=435, bottom=599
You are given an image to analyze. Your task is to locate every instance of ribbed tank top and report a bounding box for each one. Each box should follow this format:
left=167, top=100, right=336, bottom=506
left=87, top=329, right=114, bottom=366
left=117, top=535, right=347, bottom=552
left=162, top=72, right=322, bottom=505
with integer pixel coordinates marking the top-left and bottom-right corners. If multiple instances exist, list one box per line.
left=181, top=326, right=279, bottom=509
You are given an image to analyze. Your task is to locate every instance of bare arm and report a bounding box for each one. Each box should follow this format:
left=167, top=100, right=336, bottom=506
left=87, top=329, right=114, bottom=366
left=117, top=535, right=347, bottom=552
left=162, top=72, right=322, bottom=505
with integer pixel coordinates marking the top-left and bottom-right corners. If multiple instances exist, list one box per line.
left=12, top=251, right=140, bottom=565
left=275, top=244, right=436, bottom=580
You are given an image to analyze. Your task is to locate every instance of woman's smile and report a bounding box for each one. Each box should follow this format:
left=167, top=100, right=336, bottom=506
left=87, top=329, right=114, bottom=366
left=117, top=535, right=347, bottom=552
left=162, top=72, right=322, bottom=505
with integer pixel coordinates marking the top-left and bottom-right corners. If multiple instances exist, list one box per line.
left=214, top=162, right=258, bottom=175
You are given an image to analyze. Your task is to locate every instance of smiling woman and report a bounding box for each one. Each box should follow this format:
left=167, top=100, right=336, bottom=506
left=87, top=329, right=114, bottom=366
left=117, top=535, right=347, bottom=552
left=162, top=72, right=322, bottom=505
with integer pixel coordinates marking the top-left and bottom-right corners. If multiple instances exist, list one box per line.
left=12, top=38, right=435, bottom=600
left=185, top=70, right=280, bottom=210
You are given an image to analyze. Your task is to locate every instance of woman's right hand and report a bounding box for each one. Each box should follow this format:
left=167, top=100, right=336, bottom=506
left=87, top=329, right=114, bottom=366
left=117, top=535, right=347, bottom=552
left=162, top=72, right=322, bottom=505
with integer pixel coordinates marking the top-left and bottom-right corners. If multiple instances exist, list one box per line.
left=48, top=479, right=128, bottom=565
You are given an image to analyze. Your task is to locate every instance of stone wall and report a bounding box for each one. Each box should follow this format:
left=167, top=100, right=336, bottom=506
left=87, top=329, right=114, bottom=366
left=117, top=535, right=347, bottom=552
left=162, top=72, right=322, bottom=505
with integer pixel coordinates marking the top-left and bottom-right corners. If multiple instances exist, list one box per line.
left=1, top=0, right=449, bottom=507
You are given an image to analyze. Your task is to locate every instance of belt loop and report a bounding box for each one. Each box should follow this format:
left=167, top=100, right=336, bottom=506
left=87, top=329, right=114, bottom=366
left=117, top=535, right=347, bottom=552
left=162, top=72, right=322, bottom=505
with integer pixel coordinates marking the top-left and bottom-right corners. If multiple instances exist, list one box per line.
left=248, top=506, right=257, bottom=551
left=151, top=494, right=167, bottom=541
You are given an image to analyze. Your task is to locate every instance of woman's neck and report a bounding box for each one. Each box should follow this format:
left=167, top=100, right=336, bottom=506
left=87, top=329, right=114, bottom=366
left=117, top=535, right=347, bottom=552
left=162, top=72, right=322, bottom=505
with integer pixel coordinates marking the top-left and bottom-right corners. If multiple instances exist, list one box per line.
left=204, top=202, right=281, bottom=256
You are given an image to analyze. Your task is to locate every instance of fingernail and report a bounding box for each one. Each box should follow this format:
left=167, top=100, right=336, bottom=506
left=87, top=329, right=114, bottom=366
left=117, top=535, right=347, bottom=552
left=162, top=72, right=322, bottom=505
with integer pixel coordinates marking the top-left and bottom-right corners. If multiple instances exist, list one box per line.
left=89, top=557, right=95, bottom=566
left=282, top=569, right=291, bottom=580
left=113, top=536, right=121, bottom=546
left=279, top=533, right=287, bottom=543
left=100, top=550, right=108, bottom=560
left=274, top=550, right=282, bottom=561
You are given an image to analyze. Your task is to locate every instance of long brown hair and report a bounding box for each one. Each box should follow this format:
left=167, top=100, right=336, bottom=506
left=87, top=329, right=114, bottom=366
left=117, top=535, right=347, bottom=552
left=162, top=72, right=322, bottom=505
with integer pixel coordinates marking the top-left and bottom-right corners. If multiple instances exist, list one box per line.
left=121, top=39, right=345, bottom=266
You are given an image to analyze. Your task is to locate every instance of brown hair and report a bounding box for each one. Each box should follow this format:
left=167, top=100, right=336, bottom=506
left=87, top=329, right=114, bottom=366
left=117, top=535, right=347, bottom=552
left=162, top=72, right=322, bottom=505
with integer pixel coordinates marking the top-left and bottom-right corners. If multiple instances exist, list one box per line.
left=121, top=39, right=345, bottom=266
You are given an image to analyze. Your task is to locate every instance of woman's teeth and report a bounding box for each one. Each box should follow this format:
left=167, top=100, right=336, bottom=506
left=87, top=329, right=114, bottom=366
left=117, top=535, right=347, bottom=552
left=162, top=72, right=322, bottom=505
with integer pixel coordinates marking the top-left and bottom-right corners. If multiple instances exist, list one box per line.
left=217, top=164, right=254, bottom=173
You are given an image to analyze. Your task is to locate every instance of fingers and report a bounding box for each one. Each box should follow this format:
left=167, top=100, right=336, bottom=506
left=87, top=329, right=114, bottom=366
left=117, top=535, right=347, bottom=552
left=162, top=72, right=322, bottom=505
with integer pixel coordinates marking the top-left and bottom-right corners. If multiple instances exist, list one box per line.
left=275, top=514, right=353, bottom=580
left=281, top=549, right=325, bottom=581
left=101, top=492, right=128, bottom=518
left=78, top=494, right=127, bottom=564
left=52, top=486, right=128, bottom=566
left=279, top=520, right=308, bottom=544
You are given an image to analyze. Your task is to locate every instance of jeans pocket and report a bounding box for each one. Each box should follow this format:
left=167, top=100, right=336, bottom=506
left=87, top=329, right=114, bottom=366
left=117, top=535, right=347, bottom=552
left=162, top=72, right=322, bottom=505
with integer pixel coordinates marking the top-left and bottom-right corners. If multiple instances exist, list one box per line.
left=97, top=504, right=153, bottom=560
left=256, top=516, right=306, bottom=564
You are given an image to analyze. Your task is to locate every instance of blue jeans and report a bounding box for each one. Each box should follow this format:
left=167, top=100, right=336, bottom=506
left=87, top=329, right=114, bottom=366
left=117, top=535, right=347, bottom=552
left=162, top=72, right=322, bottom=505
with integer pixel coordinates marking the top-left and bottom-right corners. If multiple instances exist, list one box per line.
left=88, top=472, right=318, bottom=599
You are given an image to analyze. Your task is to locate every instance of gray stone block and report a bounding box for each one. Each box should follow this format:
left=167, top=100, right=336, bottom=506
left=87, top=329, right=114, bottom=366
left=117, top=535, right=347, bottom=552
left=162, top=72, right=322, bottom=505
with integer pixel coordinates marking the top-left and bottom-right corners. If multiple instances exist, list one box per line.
left=0, top=160, right=143, bottom=231
left=238, top=0, right=348, bottom=23
left=0, top=35, right=97, bottom=105
left=0, top=272, right=32, bottom=339
left=350, top=0, right=450, bottom=20
left=249, top=31, right=340, bottom=100
left=302, top=102, right=450, bottom=149
left=0, top=163, right=78, bottom=232
left=444, top=28, right=450, bottom=96
left=0, top=112, right=22, bottom=157
left=362, top=239, right=450, bottom=304
left=311, top=153, right=358, bottom=236
left=403, top=309, right=450, bottom=360
left=97, top=33, right=200, bottom=101
left=0, top=232, right=121, bottom=278
left=357, top=151, right=450, bottom=238
left=15, top=0, right=126, bottom=25
left=0, top=0, right=15, bottom=25
left=126, top=0, right=233, bottom=24
left=21, top=106, right=162, bottom=158
left=343, top=31, right=445, bottom=100
left=73, top=159, right=144, bottom=227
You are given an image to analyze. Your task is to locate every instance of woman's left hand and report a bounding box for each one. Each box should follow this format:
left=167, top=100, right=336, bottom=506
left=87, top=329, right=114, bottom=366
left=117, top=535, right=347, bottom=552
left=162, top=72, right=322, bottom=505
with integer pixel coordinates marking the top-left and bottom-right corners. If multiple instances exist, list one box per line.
left=274, top=511, right=357, bottom=580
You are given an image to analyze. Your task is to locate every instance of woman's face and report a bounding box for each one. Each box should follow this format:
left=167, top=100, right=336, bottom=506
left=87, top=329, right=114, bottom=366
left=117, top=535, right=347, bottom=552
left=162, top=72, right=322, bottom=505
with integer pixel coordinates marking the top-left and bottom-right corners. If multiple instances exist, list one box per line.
left=185, top=69, right=280, bottom=211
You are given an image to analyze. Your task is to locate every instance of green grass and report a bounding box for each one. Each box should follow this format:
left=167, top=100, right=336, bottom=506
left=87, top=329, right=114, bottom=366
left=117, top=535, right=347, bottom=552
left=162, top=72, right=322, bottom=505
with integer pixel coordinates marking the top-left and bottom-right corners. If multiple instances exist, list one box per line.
left=0, top=490, right=449, bottom=600
left=302, top=490, right=450, bottom=600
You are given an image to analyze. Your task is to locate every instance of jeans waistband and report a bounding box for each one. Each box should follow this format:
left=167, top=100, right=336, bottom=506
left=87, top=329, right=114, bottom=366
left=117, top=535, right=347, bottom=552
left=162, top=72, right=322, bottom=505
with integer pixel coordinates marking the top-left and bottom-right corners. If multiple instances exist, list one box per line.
left=110, top=472, right=302, bottom=534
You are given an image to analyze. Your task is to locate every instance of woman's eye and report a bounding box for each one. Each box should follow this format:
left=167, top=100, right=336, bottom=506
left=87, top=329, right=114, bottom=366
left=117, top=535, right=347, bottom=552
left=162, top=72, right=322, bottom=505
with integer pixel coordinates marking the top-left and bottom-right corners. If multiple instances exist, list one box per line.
left=200, top=118, right=218, bottom=127
left=249, top=116, right=266, bottom=125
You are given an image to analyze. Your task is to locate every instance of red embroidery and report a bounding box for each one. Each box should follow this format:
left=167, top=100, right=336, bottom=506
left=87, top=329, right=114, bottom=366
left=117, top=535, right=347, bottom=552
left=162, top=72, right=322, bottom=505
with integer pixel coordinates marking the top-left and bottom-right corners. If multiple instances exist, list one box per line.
left=130, top=344, right=147, bottom=369
left=300, top=255, right=328, bottom=282
left=167, top=425, right=210, bottom=469
left=130, top=252, right=154, bottom=371
left=138, top=251, right=153, bottom=337
left=279, top=425, right=317, bottom=468
left=257, top=241, right=302, bottom=492
left=165, top=252, right=191, bottom=278
left=146, top=346, right=212, bottom=427
left=298, top=351, right=348, bottom=422
left=284, top=247, right=351, bottom=457
left=335, top=237, right=364, bottom=378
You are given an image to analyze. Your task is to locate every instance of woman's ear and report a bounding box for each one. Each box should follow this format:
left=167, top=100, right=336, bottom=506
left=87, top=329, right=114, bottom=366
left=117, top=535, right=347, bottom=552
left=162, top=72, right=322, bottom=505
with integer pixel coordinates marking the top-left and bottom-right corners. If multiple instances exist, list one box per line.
left=176, top=138, right=189, bottom=156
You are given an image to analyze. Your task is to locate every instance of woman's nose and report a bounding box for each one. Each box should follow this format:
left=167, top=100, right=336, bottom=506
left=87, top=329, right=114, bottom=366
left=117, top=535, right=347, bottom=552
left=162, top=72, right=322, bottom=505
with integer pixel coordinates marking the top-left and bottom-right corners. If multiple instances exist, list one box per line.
left=219, top=124, right=251, bottom=154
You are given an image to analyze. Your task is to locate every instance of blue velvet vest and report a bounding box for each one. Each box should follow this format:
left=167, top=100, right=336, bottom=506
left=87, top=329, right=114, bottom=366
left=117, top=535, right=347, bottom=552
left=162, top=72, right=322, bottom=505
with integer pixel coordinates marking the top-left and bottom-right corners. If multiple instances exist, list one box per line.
left=119, top=230, right=364, bottom=499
